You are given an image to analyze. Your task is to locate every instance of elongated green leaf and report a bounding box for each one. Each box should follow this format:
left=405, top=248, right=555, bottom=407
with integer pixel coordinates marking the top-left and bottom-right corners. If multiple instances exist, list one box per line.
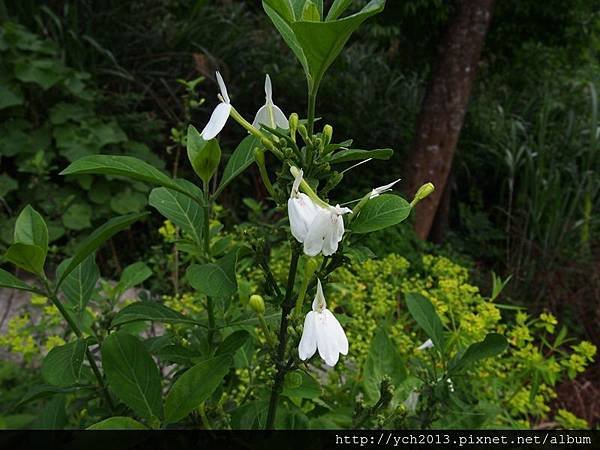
left=149, top=187, right=204, bottom=246
left=362, top=327, right=406, bottom=402
left=328, top=148, right=393, bottom=164
left=101, top=331, right=162, bottom=420
left=153, top=344, right=201, bottom=364
left=87, top=416, right=147, bottom=430
left=351, top=194, right=411, bottom=234
left=216, top=330, right=250, bottom=356
left=214, top=135, right=259, bottom=198
left=37, top=395, right=67, bottom=429
left=111, top=302, right=203, bottom=328
left=41, top=339, right=87, bottom=387
left=116, top=261, right=152, bottom=294
left=450, top=333, right=508, bottom=374
left=4, top=243, right=46, bottom=275
left=57, top=254, right=99, bottom=313
left=16, top=385, right=88, bottom=408
left=61, top=155, right=203, bottom=204
left=0, top=267, right=35, bottom=292
left=57, top=212, right=148, bottom=287
left=326, top=0, right=352, bottom=20
left=164, top=355, right=231, bottom=424
left=186, top=249, right=238, bottom=298
left=406, top=293, right=444, bottom=350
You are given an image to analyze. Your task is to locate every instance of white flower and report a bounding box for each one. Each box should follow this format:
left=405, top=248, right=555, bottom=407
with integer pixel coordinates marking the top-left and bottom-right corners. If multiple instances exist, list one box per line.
left=298, top=279, right=348, bottom=367
left=287, top=169, right=351, bottom=257
left=404, top=390, right=420, bottom=413
left=252, top=74, right=289, bottom=129
left=370, top=178, right=402, bottom=199
left=200, top=71, right=232, bottom=140
left=416, top=338, right=434, bottom=351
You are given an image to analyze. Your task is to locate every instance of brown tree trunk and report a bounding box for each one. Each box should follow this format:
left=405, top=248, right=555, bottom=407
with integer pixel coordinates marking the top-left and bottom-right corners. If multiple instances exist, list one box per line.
left=405, top=0, right=495, bottom=239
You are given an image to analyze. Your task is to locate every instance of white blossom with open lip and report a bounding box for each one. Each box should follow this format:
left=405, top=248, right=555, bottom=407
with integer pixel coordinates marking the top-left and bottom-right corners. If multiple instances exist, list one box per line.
left=200, top=71, right=232, bottom=140
left=298, top=279, right=348, bottom=367
left=287, top=169, right=351, bottom=257
left=252, top=74, right=289, bottom=129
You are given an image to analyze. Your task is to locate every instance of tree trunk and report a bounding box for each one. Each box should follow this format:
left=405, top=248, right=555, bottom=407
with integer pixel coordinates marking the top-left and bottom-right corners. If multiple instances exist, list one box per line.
left=405, top=0, right=495, bottom=239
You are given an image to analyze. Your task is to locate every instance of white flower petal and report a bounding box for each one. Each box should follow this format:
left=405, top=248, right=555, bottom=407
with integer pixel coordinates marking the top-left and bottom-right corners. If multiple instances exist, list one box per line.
left=216, top=71, right=230, bottom=104
left=416, top=338, right=434, bottom=351
left=288, top=194, right=320, bottom=243
left=264, top=74, right=273, bottom=102
left=271, top=104, right=289, bottom=129
left=201, top=102, right=231, bottom=140
left=370, top=178, right=402, bottom=199
left=252, top=104, right=270, bottom=128
left=298, top=311, right=318, bottom=361
left=323, top=309, right=348, bottom=355
left=311, top=278, right=327, bottom=312
left=291, top=168, right=303, bottom=198
left=303, top=209, right=333, bottom=256
left=315, top=312, right=340, bottom=366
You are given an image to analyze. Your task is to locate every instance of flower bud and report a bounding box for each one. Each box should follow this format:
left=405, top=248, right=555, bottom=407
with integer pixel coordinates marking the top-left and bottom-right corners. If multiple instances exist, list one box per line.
left=289, top=113, right=299, bottom=141
left=298, top=124, right=310, bottom=144
left=249, top=294, right=265, bottom=315
left=410, top=182, right=435, bottom=207
left=322, top=124, right=333, bottom=146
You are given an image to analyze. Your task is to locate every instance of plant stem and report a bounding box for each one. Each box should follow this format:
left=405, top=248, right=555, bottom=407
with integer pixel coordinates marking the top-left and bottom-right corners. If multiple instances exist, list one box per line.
left=43, top=280, right=115, bottom=413
left=265, top=247, right=300, bottom=429
left=203, top=180, right=211, bottom=256
left=307, top=84, right=318, bottom=136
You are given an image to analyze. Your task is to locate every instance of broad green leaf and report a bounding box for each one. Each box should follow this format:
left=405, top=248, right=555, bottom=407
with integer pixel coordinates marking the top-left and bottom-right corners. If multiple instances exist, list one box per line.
left=149, top=187, right=204, bottom=246
left=0, top=267, right=35, bottom=292
left=57, top=212, right=148, bottom=287
left=57, top=254, right=99, bottom=313
left=363, top=327, right=406, bottom=402
left=351, top=194, right=411, bottom=234
left=214, top=135, right=259, bottom=198
left=116, top=261, right=152, bottom=294
left=0, top=173, right=18, bottom=198
left=111, top=302, right=203, bottom=328
left=186, top=249, right=238, bottom=298
left=164, top=354, right=231, bottom=424
left=450, top=333, right=508, bottom=374
left=61, top=155, right=202, bottom=204
left=6, top=205, right=49, bottom=274
left=87, top=416, right=147, bottom=430
left=101, top=331, right=163, bottom=420
left=187, top=125, right=221, bottom=184
left=282, top=370, right=321, bottom=399
left=405, top=293, right=445, bottom=350
left=216, top=330, right=250, bottom=356
left=41, top=339, right=87, bottom=387
left=327, top=148, right=393, bottom=164
left=37, top=395, right=67, bottom=429
left=153, top=344, right=201, bottom=364
left=4, top=243, right=46, bottom=276
left=62, top=203, right=92, bottom=230
left=0, top=77, right=24, bottom=109
left=16, top=385, right=87, bottom=408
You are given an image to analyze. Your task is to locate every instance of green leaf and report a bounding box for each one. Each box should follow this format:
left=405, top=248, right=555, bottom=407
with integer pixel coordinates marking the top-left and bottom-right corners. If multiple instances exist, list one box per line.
left=282, top=370, right=321, bottom=399
left=362, top=327, right=406, bottom=402
left=187, top=249, right=238, bottom=298
left=164, top=354, right=231, bottom=424
left=0, top=267, right=35, bottom=292
left=111, top=302, right=202, bottom=328
left=5, top=205, right=49, bottom=274
left=449, top=333, right=508, bottom=374
left=116, top=261, right=152, bottom=294
left=0, top=77, right=24, bottom=110
left=101, top=331, right=163, bottom=420
left=41, top=339, right=87, bottom=387
left=61, top=155, right=202, bottom=204
left=0, top=173, right=18, bottom=198
left=216, top=330, right=250, bottom=356
left=57, top=212, right=148, bottom=287
left=87, top=416, right=147, bottom=430
left=187, top=125, right=221, bottom=184
left=62, top=203, right=92, bottom=230
left=351, top=194, right=411, bottom=234
left=149, top=187, right=204, bottom=246
left=326, top=0, right=352, bottom=20
left=327, top=148, right=393, bottom=164
left=16, top=385, right=87, bottom=408
left=4, top=243, right=46, bottom=276
left=405, top=293, right=445, bottom=350
left=57, top=254, right=99, bottom=312
left=37, top=395, right=67, bottom=429
left=301, top=1, right=321, bottom=21
left=214, top=135, right=259, bottom=198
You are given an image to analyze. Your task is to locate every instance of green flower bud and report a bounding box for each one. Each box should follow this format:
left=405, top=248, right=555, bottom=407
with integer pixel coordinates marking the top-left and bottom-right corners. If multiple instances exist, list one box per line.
left=249, top=294, right=265, bottom=315
left=323, top=124, right=333, bottom=146
left=410, top=182, right=435, bottom=207
left=289, top=113, right=299, bottom=142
